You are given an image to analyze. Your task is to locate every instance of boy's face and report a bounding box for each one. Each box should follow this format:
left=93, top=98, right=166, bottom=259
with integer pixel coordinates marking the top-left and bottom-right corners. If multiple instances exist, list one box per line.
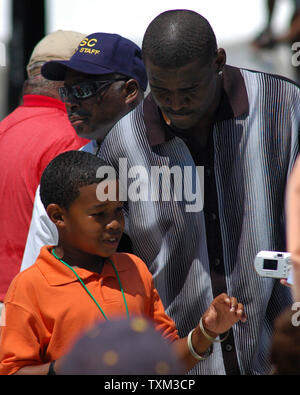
left=61, top=181, right=124, bottom=258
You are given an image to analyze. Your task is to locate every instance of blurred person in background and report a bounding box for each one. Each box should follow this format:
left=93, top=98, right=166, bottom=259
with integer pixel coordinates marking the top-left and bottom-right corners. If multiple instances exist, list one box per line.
left=57, top=316, right=185, bottom=375
left=286, top=155, right=300, bottom=302
left=0, top=30, right=89, bottom=313
left=269, top=307, right=300, bottom=375
left=252, top=0, right=300, bottom=82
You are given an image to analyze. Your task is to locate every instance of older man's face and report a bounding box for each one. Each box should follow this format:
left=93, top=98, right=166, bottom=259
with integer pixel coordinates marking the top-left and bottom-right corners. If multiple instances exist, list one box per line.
left=63, top=69, right=127, bottom=142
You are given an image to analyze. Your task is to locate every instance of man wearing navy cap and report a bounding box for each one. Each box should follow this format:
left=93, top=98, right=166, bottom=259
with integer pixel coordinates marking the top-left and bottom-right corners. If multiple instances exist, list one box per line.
left=21, top=32, right=147, bottom=266
left=42, top=33, right=147, bottom=142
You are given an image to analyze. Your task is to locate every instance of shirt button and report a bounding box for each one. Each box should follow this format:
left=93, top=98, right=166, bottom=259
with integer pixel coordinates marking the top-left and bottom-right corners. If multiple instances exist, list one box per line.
left=210, top=213, right=217, bottom=221
left=214, top=258, right=221, bottom=267
left=225, top=344, right=233, bottom=352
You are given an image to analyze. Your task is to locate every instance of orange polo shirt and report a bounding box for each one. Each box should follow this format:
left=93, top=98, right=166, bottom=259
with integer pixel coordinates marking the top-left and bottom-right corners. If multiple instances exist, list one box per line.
left=0, top=246, right=178, bottom=375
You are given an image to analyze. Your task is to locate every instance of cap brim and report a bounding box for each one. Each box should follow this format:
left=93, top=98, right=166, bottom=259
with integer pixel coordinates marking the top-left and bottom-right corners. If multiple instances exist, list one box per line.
left=41, top=59, right=116, bottom=81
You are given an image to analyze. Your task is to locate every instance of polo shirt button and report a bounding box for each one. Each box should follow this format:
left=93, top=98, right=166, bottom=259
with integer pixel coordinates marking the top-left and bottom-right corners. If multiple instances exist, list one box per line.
left=225, top=344, right=233, bottom=352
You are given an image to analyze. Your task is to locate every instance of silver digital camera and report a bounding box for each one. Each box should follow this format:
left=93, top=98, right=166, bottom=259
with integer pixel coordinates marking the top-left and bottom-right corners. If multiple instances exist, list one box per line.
left=254, top=251, right=292, bottom=281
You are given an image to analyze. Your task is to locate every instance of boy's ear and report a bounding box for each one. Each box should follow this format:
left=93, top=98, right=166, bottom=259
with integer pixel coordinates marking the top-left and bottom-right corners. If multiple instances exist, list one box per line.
left=46, top=204, right=67, bottom=228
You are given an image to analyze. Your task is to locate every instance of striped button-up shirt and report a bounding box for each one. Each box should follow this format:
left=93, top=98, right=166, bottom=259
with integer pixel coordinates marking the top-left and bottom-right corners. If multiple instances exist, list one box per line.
left=22, top=65, right=300, bottom=374
left=94, top=65, right=299, bottom=375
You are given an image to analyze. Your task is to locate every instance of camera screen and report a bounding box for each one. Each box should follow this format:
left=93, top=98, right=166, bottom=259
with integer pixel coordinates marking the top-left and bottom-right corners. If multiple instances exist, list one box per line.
left=263, top=259, right=278, bottom=270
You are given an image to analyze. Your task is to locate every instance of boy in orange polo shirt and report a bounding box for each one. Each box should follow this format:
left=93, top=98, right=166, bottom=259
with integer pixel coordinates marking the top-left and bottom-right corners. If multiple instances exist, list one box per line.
left=0, top=151, right=246, bottom=375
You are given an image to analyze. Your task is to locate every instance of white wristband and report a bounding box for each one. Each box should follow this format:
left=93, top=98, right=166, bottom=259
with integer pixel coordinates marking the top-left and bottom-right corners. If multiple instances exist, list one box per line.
left=187, top=328, right=213, bottom=360
left=199, top=317, right=230, bottom=343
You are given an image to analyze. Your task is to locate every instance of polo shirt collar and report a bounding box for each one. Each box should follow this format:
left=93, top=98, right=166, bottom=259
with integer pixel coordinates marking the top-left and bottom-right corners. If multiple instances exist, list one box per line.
left=22, top=94, right=67, bottom=113
left=36, top=246, right=127, bottom=286
left=143, top=64, right=249, bottom=147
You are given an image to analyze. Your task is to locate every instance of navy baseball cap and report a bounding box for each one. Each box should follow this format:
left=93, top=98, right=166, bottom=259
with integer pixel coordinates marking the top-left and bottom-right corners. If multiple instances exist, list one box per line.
left=41, top=32, right=148, bottom=91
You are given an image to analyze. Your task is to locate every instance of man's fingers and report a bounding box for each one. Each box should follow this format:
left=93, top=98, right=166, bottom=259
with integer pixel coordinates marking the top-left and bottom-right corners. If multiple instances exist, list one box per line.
left=213, top=293, right=247, bottom=323
left=236, top=303, right=247, bottom=322
left=229, top=297, right=238, bottom=312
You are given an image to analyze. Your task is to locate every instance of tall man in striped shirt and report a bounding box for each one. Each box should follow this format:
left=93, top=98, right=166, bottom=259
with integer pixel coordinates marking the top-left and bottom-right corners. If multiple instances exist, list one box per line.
left=22, top=11, right=300, bottom=374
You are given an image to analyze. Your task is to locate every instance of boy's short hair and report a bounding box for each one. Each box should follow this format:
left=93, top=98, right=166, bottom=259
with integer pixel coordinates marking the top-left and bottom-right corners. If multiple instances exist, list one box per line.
left=40, top=150, right=112, bottom=210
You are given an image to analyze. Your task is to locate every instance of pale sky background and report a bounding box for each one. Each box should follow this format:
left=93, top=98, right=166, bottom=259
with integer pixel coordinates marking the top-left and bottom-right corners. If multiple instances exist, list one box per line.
left=0, top=0, right=296, bottom=117
left=0, top=0, right=294, bottom=46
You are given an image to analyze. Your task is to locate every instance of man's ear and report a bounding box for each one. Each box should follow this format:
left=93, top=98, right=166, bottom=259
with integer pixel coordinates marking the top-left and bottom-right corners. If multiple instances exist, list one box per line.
left=215, top=48, right=226, bottom=74
left=46, top=204, right=67, bottom=228
left=123, top=79, right=140, bottom=105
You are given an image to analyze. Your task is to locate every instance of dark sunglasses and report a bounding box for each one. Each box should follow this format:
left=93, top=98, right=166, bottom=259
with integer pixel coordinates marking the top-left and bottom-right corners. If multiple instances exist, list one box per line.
left=59, top=78, right=127, bottom=102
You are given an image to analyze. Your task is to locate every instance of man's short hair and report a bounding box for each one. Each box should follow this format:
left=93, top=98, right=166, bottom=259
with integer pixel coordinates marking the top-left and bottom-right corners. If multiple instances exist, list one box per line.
left=40, top=150, right=112, bottom=210
left=142, top=9, right=217, bottom=68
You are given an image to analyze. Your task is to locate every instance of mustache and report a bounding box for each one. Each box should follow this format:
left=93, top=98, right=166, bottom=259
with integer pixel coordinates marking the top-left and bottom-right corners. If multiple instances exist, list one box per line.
left=67, top=108, right=91, bottom=119
left=165, top=109, right=193, bottom=116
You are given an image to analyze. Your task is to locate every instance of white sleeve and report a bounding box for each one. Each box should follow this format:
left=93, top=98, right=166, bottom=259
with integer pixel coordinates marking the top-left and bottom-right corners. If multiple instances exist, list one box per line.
left=20, top=185, right=58, bottom=271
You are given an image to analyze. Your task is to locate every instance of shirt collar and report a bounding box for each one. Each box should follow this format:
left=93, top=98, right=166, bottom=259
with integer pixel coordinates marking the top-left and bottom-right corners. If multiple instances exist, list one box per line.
left=22, top=94, right=67, bottom=113
left=143, top=65, right=249, bottom=147
left=36, top=246, right=128, bottom=286
left=215, top=65, right=249, bottom=121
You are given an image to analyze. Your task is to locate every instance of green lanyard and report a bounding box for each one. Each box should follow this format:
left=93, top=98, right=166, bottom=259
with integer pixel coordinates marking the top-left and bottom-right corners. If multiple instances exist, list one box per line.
left=52, top=248, right=130, bottom=321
